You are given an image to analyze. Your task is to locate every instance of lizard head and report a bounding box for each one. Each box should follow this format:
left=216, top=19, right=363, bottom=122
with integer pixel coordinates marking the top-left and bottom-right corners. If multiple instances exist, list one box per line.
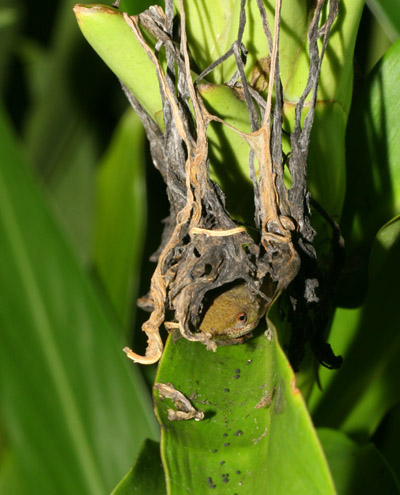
left=198, top=281, right=272, bottom=343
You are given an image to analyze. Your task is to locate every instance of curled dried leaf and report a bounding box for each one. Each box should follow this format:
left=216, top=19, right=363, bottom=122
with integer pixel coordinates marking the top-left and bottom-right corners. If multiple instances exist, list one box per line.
left=154, top=382, right=204, bottom=421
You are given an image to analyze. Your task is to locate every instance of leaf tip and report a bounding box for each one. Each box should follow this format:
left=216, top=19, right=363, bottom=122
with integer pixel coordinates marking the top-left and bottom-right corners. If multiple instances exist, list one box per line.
left=73, top=4, right=119, bottom=23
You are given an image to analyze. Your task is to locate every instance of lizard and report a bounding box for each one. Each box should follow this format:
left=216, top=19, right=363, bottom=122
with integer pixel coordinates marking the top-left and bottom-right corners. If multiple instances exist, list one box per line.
left=198, top=281, right=275, bottom=343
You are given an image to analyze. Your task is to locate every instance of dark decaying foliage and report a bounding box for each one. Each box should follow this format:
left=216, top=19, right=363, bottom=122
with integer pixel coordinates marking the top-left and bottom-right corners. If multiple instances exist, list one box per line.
left=121, top=0, right=340, bottom=366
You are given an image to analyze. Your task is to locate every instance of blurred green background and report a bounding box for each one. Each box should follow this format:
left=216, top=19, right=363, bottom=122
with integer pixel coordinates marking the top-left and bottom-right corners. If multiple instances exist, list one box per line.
left=0, top=1, right=163, bottom=494
left=0, top=0, right=400, bottom=494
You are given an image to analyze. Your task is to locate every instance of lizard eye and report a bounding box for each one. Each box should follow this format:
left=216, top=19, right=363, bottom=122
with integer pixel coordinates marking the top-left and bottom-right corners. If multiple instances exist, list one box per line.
left=236, top=312, right=247, bottom=325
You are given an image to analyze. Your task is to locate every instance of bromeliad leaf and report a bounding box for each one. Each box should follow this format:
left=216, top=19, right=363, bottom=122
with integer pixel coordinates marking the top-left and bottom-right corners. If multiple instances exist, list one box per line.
left=111, top=439, right=166, bottom=495
left=0, top=103, right=158, bottom=495
left=310, top=215, right=400, bottom=440
left=93, top=109, right=146, bottom=331
left=154, top=323, right=336, bottom=495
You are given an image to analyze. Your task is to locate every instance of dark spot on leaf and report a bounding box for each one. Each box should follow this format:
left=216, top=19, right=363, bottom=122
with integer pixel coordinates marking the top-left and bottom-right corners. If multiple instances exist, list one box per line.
left=212, top=449, right=218, bottom=453
left=224, top=442, right=230, bottom=447
left=221, top=473, right=230, bottom=483
left=206, top=476, right=216, bottom=489
left=223, top=433, right=228, bottom=437
left=235, top=368, right=241, bottom=373
left=234, top=430, right=243, bottom=436
left=224, top=388, right=230, bottom=392
left=236, top=470, right=241, bottom=475
left=220, top=460, right=225, bottom=465
left=233, top=374, right=240, bottom=379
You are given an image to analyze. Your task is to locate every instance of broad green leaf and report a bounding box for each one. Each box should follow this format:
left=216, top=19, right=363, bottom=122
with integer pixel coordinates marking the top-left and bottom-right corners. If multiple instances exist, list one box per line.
left=0, top=451, right=24, bottom=495
left=93, top=109, right=146, bottom=330
left=307, top=103, right=347, bottom=217
left=309, top=215, right=400, bottom=441
left=201, top=84, right=347, bottom=221
left=182, top=0, right=364, bottom=112
left=188, top=0, right=363, bottom=218
left=198, top=84, right=254, bottom=223
left=177, top=0, right=307, bottom=86
left=367, top=0, right=400, bottom=41
left=284, top=101, right=348, bottom=218
left=74, top=4, right=162, bottom=121
left=340, top=37, right=400, bottom=303
left=117, top=0, right=155, bottom=15
left=19, top=0, right=104, bottom=262
left=315, top=0, right=365, bottom=109
left=189, top=0, right=363, bottom=219
left=153, top=323, right=335, bottom=495
left=318, top=428, right=400, bottom=494
left=0, top=104, right=158, bottom=494
left=111, top=439, right=166, bottom=495
left=176, top=0, right=239, bottom=84
left=285, top=0, right=363, bottom=216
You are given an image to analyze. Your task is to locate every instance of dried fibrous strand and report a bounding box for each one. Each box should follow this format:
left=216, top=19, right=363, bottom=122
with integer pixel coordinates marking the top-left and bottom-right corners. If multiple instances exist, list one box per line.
left=120, top=0, right=339, bottom=364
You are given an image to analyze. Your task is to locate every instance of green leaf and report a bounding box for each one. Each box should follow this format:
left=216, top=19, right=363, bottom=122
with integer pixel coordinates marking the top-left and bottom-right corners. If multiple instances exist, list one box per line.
left=193, top=0, right=364, bottom=219
left=201, top=84, right=348, bottom=222
left=0, top=103, right=158, bottom=494
left=74, top=4, right=162, bottom=122
left=309, top=215, right=400, bottom=441
left=111, top=439, right=166, bottom=495
left=340, top=37, right=400, bottom=302
left=116, top=0, right=155, bottom=15
left=197, top=84, right=254, bottom=223
left=367, top=0, right=400, bottom=41
left=182, top=0, right=364, bottom=112
left=0, top=450, right=24, bottom=495
left=20, top=0, right=106, bottom=262
left=153, top=322, right=335, bottom=495
left=315, top=0, right=365, bottom=109
left=291, top=0, right=363, bottom=216
left=318, top=428, right=400, bottom=494
left=93, top=109, right=146, bottom=330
